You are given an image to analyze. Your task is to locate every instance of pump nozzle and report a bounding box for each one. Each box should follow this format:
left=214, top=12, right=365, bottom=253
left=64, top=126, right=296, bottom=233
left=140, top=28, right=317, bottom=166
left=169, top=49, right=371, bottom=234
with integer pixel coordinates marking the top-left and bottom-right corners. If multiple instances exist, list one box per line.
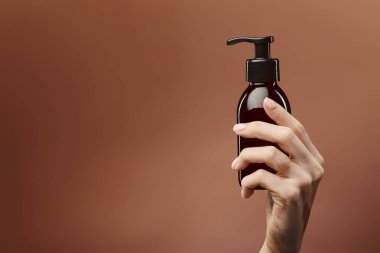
left=226, top=36, right=279, bottom=82
left=226, top=36, right=274, bottom=59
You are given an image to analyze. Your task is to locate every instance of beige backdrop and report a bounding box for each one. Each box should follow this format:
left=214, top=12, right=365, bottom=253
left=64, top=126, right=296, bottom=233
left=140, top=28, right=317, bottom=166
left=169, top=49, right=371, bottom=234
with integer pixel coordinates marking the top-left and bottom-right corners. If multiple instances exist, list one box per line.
left=1, top=0, right=380, bottom=252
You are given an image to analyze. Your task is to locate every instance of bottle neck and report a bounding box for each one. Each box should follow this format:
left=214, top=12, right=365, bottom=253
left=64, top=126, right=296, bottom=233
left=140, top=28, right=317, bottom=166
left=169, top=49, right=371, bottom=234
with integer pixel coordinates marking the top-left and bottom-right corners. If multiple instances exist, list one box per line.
left=249, top=81, right=276, bottom=87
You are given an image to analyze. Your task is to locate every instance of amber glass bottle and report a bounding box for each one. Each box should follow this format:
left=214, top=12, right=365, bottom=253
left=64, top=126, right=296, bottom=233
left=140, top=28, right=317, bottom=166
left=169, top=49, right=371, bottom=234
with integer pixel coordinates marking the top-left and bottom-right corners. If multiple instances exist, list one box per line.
left=227, top=36, right=291, bottom=187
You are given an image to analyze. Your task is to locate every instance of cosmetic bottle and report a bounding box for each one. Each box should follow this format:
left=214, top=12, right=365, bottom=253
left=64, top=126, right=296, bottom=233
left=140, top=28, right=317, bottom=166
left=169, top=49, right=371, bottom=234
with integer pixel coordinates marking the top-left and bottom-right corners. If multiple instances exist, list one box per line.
left=226, top=36, right=291, bottom=187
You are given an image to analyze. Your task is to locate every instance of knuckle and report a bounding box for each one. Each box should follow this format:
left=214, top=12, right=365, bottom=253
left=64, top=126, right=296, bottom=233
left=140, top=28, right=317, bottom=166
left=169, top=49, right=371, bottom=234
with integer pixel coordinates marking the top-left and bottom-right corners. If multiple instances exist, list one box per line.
left=314, top=163, right=325, bottom=180
left=293, top=122, right=306, bottom=137
left=309, top=157, right=325, bottom=181
left=255, top=169, right=265, bottom=178
left=280, top=127, right=295, bottom=143
left=283, top=186, right=301, bottom=203
left=297, top=175, right=313, bottom=189
left=240, top=148, right=252, bottom=160
left=266, top=146, right=278, bottom=160
left=240, top=148, right=248, bottom=158
left=254, top=169, right=266, bottom=181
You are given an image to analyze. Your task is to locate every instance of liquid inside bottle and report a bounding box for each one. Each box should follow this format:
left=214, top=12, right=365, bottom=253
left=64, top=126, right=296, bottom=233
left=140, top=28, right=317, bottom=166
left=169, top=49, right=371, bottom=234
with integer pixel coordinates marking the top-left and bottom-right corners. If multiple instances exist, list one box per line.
left=237, top=82, right=291, bottom=187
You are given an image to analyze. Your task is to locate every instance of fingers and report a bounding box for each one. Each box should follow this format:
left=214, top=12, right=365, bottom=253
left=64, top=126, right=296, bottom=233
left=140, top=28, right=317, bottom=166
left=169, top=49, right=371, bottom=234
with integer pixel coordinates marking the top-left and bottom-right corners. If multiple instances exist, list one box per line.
left=241, top=169, right=304, bottom=203
left=231, top=146, right=293, bottom=176
left=263, top=97, right=325, bottom=166
left=240, top=169, right=290, bottom=199
left=233, top=121, right=311, bottom=163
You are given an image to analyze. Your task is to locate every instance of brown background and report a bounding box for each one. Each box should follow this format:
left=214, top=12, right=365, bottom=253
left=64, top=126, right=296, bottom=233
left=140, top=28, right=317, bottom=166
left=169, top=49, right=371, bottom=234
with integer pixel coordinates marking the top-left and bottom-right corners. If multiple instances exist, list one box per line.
left=1, top=0, right=380, bottom=252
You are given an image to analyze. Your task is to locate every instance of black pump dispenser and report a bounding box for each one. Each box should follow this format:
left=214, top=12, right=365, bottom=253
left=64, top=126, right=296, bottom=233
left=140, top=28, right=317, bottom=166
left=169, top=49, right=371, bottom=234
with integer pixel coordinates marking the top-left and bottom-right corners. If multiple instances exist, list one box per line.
left=226, top=36, right=280, bottom=83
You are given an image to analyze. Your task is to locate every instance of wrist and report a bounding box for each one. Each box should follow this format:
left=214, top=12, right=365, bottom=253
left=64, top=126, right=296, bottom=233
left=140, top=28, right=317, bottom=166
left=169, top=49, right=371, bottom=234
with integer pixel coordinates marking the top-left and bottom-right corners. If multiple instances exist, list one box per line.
left=260, top=237, right=301, bottom=253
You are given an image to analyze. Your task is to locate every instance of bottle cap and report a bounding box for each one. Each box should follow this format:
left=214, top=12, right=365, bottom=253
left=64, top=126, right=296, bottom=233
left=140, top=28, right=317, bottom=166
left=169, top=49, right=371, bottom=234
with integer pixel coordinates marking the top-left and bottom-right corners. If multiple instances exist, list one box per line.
left=226, top=36, right=280, bottom=82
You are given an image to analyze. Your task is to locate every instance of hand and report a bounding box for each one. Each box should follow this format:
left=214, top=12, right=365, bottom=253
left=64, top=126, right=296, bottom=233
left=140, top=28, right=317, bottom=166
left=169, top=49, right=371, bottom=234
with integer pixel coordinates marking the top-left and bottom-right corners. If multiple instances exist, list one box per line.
left=231, top=97, right=325, bottom=253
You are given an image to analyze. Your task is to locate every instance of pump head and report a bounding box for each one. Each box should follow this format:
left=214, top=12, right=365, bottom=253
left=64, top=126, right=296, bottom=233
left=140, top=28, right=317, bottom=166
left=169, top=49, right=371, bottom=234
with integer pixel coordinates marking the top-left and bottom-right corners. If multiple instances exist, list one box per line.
left=226, top=36, right=280, bottom=82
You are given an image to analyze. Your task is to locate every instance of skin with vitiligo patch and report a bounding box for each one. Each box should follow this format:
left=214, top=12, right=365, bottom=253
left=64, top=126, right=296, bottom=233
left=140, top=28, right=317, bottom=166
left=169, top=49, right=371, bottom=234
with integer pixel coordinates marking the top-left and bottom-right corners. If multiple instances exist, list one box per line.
left=231, top=97, right=324, bottom=253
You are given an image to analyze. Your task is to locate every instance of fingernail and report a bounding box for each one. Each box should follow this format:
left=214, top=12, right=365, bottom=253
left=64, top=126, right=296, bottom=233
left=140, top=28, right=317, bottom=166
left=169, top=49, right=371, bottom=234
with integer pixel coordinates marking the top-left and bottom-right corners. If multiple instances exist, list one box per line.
left=233, top=124, right=246, bottom=132
left=231, top=157, right=239, bottom=170
left=264, top=97, right=277, bottom=110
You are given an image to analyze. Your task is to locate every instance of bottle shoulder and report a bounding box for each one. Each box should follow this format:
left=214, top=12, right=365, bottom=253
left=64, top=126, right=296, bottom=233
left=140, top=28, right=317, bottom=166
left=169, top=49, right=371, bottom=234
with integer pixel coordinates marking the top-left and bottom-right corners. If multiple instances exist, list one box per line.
left=237, top=82, right=291, bottom=113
